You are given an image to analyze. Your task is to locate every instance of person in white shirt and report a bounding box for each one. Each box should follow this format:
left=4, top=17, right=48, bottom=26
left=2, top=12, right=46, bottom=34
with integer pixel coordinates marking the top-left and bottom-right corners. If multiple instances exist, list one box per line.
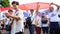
left=5, top=1, right=24, bottom=34
left=1, top=12, right=6, bottom=31
left=41, top=12, right=49, bottom=34
left=48, top=3, right=59, bottom=34
left=0, top=12, right=2, bottom=34
left=57, top=8, right=60, bottom=34
left=34, top=12, right=41, bottom=34
left=26, top=9, right=36, bottom=34
left=5, top=9, right=13, bottom=34
left=54, top=4, right=60, bottom=34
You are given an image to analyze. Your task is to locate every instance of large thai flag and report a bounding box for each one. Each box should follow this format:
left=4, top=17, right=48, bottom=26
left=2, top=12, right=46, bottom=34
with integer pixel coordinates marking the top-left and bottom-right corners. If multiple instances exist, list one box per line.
left=0, top=0, right=53, bottom=11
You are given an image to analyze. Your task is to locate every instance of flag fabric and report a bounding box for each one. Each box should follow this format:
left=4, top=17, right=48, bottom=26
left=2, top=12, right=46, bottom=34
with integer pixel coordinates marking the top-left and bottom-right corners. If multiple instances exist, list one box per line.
left=0, top=0, right=52, bottom=17
left=0, top=2, right=51, bottom=12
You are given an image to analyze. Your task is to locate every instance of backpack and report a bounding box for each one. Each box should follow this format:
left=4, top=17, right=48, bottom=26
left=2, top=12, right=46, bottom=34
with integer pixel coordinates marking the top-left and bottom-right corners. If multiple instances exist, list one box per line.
left=26, top=17, right=32, bottom=26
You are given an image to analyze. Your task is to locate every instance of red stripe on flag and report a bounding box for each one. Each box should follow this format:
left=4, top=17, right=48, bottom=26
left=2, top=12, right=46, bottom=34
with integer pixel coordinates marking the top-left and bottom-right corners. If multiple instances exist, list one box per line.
left=0, top=7, right=14, bottom=12
left=24, top=2, right=37, bottom=10
left=39, top=2, right=51, bottom=9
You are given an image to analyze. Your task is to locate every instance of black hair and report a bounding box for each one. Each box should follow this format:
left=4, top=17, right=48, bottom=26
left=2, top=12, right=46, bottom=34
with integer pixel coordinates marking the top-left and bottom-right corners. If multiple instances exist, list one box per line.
left=8, top=9, right=13, bottom=12
left=12, top=1, right=19, bottom=5
left=30, top=9, right=34, bottom=11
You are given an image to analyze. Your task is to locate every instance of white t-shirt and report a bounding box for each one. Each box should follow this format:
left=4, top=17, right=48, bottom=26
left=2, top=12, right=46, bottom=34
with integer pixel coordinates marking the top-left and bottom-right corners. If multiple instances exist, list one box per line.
left=5, top=18, right=11, bottom=25
left=57, top=8, right=60, bottom=21
left=28, top=11, right=36, bottom=25
left=0, top=13, right=6, bottom=24
left=57, top=8, right=60, bottom=26
left=30, top=14, right=36, bottom=25
left=48, top=11, right=58, bottom=22
left=1, top=13, right=6, bottom=20
left=41, top=15, right=49, bottom=27
left=33, top=16, right=42, bottom=27
left=11, top=9, right=24, bottom=34
left=0, top=12, right=6, bottom=27
left=0, top=13, right=5, bottom=20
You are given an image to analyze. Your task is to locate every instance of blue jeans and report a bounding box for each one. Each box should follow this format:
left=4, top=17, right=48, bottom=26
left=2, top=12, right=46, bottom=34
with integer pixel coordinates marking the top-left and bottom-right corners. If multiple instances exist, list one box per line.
left=29, top=24, right=35, bottom=34
left=6, top=25, right=11, bottom=31
left=6, top=25, right=11, bottom=34
left=6, top=31, right=11, bottom=34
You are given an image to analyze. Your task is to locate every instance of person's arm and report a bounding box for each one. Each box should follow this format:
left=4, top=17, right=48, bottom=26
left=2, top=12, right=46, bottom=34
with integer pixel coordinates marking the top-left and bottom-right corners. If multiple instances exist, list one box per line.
left=5, top=13, right=20, bottom=20
left=34, top=18, right=38, bottom=27
left=5, top=13, right=13, bottom=18
left=52, top=3, right=60, bottom=10
left=46, top=15, right=50, bottom=25
left=36, top=2, right=40, bottom=12
left=13, top=10, right=24, bottom=20
left=15, top=11, right=24, bottom=21
left=2, top=19, right=6, bottom=28
left=12, top=16, right=21, bottom=20
left=47, top=18, right=50, bottom=24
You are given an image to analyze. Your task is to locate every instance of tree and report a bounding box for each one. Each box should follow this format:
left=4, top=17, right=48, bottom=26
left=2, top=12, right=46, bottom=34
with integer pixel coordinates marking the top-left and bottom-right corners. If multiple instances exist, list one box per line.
left=0, top=0, right=10, bottom=8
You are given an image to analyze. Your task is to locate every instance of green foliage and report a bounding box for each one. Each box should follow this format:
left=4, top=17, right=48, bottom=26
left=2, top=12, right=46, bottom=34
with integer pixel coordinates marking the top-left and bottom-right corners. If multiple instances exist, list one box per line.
left=0, top=0, right=10, bottom=8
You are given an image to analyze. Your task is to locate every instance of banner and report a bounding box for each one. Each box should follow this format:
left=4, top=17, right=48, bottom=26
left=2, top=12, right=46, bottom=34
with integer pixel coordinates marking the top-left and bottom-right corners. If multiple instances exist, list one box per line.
left=0, top=2, right=51, bottom=12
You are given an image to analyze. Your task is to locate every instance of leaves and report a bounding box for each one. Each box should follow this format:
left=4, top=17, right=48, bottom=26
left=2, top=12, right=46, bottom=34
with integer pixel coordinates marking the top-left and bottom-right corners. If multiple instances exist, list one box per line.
left=0, top=0, right=10, bottom=8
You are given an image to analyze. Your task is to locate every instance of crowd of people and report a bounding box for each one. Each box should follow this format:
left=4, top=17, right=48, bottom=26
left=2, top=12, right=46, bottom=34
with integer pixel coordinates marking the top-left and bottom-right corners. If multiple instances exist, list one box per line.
left=0, top=1, right=60, bottom=34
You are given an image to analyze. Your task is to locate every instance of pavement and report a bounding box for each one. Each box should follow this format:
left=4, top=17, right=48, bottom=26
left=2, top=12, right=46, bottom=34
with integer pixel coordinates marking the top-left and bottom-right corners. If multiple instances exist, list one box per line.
left=0, top=28, right=36, bottom=34
left=0, top=28, right=49, bottom=34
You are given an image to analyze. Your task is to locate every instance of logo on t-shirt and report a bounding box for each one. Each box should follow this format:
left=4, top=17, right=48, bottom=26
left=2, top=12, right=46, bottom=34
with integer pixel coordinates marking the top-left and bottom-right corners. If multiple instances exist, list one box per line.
left=51, top=13, right=56, bottom=17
